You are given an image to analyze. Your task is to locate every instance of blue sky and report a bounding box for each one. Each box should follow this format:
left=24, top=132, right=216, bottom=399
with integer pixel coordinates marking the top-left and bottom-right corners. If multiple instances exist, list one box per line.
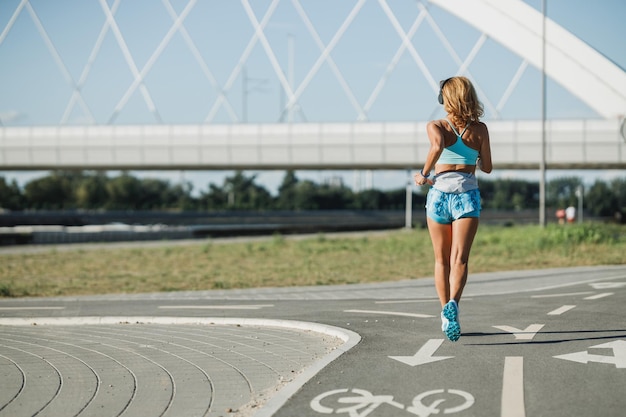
left=1, top=0, right=625, bottom=193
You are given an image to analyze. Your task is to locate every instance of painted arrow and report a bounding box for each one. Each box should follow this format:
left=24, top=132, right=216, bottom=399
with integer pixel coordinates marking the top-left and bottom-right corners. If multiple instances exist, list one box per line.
left=389, top=339, right=453, bottom=366
left=554, top=340, right=626, bottom=368
left=493, top=324, right=545, bottom=340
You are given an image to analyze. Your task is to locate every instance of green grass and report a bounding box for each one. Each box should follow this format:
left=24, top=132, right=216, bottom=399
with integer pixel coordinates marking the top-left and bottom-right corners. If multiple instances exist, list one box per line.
left=0, top=223, right=624, bottom=298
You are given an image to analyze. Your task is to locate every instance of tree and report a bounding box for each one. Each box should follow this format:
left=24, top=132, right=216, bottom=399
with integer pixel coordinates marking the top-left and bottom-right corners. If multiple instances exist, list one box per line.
left=610, top=177, right=626, bottom=212
left=276, top=170, right=299, bottom=210
left=105, top=173, right=142, bottom=210
left=313, top=183, right=353, bottom=210
left=137, top=178, right=174, bottom=209
left=353, top=189, right=388, bottom=210
left=292, top=180, right=320, bottom=210
left=199, top=183, right=228, bottom=210
left=481, top=179, right=538, bottom=210
left=221, top=171, right=272, bottom=210
left=0, top=177, right=24, bottom=210
left=385, top=188, right=419, bottom=210
left=7, top=169, right=626, bottom=216
left=169, top=181, right=197, bottom=210
left=547, top=177, right=583, bottom=209
left=75, top=172, right=109, bottom=209
left=586, top=180, right=618, bottom=218
left=24, top=171, right=80, bottom=209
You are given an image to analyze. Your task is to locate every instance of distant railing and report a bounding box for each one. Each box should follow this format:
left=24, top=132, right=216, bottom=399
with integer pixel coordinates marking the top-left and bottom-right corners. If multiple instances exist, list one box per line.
left=1, top=119, right=623, bottom=170
left=0, top=209, right=572, bottom=246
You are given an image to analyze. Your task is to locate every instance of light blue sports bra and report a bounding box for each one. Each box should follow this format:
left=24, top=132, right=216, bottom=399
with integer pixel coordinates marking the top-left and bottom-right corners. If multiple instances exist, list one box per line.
left=437, top=119, right=479, bottom=165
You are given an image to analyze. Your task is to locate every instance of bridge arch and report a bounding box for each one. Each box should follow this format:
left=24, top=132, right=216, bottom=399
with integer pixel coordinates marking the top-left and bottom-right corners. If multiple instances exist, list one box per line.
left=430, top=0, right=626, bottom=119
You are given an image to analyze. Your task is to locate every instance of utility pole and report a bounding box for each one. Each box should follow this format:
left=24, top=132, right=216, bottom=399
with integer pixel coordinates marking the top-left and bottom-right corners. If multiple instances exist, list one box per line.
left=539, top=0, right=547, bottom=227
left=405, top=169, right=413, bottom=229
left=242, top=66, right=268, bottom=123
left=576, top=185, right=584, bottom=224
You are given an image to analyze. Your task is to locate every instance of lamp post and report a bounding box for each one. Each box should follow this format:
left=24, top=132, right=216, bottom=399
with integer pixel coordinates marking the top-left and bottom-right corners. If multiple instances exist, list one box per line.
left=539, top=0, right=547, bottom=227
left=576, top=185, right=583, bottom=224
left=242, top=66, right=268, bottom=123
left=405, top=169, right=413, bottom=229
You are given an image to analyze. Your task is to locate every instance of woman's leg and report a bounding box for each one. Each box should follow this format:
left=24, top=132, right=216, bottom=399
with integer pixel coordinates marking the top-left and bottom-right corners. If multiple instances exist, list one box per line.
left=449, top=217, right=480, bottom=303
left=427, top=217, right=452, bottom=307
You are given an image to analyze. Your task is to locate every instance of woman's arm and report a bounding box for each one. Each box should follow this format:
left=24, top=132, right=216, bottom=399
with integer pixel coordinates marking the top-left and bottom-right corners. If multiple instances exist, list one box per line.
left=478, top=123, right=493, bottom=173
left=414, top=121, right=445, bottom=185
left=423, top=121, right=445, bottom=174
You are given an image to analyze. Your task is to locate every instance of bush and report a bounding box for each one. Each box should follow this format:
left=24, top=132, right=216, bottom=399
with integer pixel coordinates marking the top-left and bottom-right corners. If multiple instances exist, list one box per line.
left=541, top=224, right=619, bottom=246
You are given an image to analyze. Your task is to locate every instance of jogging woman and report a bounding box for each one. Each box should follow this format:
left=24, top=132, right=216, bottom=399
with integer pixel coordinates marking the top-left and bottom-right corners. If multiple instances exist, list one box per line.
left=414, top=76, right=493, bottom=342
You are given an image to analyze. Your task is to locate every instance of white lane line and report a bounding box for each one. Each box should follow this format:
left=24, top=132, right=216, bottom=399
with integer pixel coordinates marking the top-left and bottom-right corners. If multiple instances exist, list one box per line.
left=0, top=307, right=65, bottom=311
left=375, top=299, right=439, bottom=304
left=548, top=305, right=576, bottom=315
left=531, top=292, right=593, bottom=298
left=159, top=304, right=274, bottom=310
left=481, top=273, right=626, bottom=297
left=584, top=292, right=614, bottom=300
left=502, top=356, right=525, bottom=417
left=590, top=282, right=626, bottom=289
left=375, top=298, right=471, bottom=304
left=344, top=309, right=435, bottom=318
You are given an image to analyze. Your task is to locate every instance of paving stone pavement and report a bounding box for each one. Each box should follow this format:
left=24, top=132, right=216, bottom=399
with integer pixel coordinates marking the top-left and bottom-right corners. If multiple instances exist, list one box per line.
left=0, top=317, right=358, bottom=417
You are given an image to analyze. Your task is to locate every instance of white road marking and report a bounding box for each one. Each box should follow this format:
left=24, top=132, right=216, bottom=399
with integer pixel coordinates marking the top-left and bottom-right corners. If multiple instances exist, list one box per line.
left=375, top=299, right=440, bottom=304
left=375, top=298, right=472, bottom=305
left=408, top=389, right=475, bottom=415
left=531, top=292, right=593, bottom=298
left=388, top=339, right=453, bottom=367
left=310, top=388, right=405, bottom=415
left=589, top=282, right=626, bottom=289
left=584, top=292, right=613, bottom=300
left=554, top=340, right=626, bottom=368
left=344, top=309, right=435, bottom=318
left=501, top=356, right=525, bottom=417
left=547, top=305, right=576, bottom=315
left=158, top=304, right=274, bottom=310
left=518, top=274, right=626, bottom=294
left=0, top=306, right=65, bottom=311
left=493, top=324, right=544, bottom=340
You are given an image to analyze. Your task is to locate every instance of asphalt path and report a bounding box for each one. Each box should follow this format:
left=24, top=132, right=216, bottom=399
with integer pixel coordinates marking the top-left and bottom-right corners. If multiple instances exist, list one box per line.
left=1, top=264, right=625, bottom=417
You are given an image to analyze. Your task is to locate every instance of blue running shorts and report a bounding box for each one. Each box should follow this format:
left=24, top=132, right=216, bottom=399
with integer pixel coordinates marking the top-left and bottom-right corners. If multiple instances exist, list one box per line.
left=426, top=188, right=482, bottom=224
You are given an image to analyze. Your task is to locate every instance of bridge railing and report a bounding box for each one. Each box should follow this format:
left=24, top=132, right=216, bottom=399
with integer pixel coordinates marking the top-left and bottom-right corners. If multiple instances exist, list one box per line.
left=0, top=119, right=623, bottom=170
left=490, top=119, right=624, bottom=169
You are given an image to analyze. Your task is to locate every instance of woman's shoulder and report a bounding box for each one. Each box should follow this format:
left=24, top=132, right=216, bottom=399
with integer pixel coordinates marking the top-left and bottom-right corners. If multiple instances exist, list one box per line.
left=469, top=120, right=489, bottom=134
left=427, top=119, right=445, bottom=132
left=475, top=120, right=488, bottom=127
left=428, top=119, right=451, bottom=131
left=428, top=118, right=447, bottom=126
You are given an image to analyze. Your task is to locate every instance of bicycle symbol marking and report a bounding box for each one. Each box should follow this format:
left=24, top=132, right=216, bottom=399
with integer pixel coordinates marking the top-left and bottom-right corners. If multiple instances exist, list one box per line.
left=310, top=387, right=474, bottom=417
left=408, top=389, right=474, bottom=416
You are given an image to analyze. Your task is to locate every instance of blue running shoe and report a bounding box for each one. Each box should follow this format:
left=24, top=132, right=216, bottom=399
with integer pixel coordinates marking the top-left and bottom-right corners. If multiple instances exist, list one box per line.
left=442, top=300, right=461, bottom=342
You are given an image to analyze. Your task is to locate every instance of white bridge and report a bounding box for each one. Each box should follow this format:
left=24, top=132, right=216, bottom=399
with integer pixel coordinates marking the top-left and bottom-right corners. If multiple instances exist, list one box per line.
left=1, top=0, right=625, bottom=171
left=1, top=119, right=624, bottom=170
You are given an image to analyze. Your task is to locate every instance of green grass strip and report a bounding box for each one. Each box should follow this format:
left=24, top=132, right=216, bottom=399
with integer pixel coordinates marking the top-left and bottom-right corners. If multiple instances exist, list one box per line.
left=1, top=224, right=624, bottom=298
